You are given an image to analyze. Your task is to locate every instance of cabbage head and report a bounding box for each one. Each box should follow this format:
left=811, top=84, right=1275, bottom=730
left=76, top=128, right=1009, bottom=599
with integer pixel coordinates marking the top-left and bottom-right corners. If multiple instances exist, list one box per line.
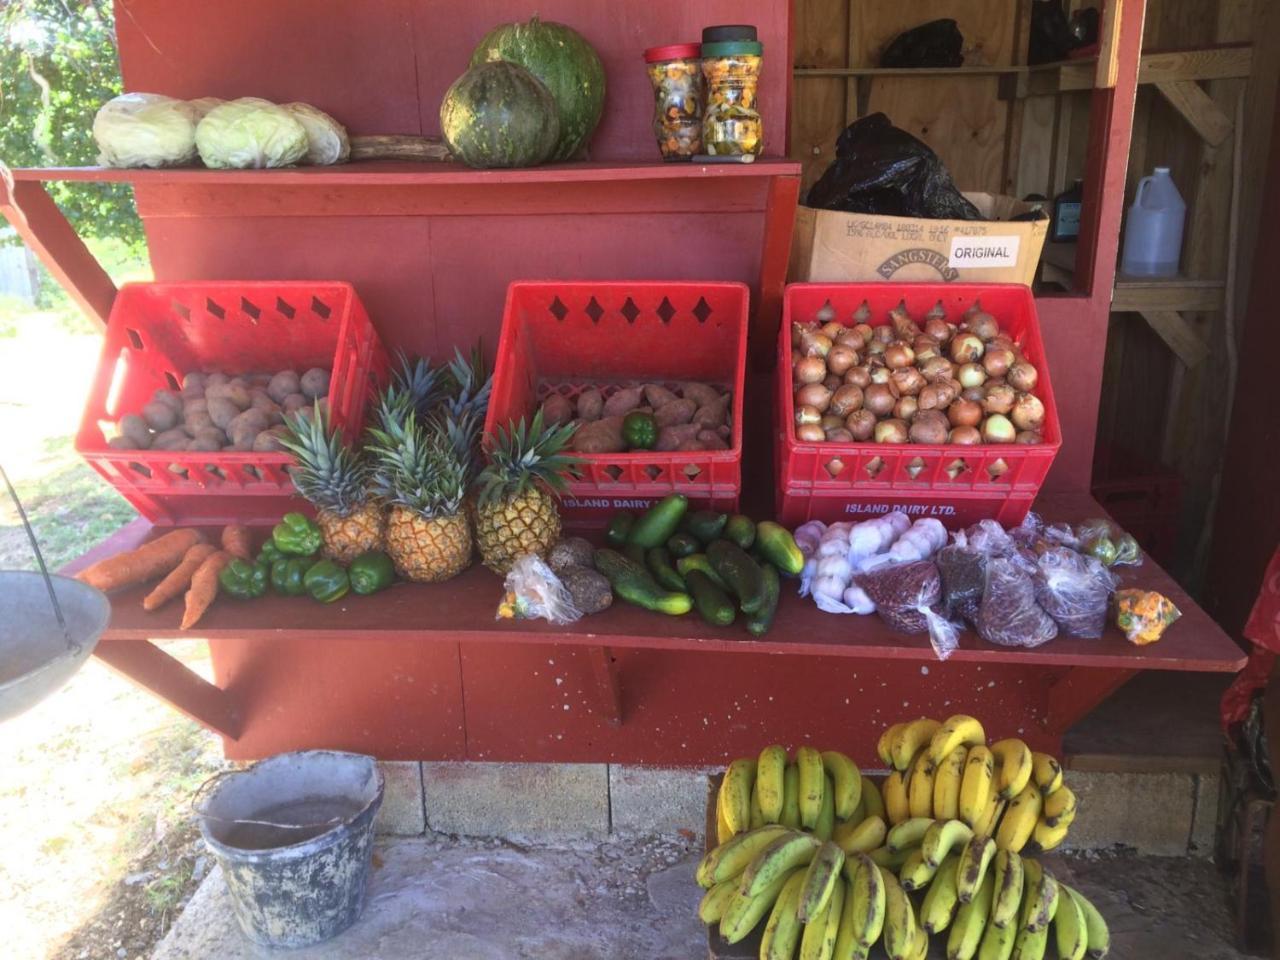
left=282, top=103, right=350, bottom=165
left=93, top=93, right=201, bottom=168
left=195, top=98, right=309, bottom=169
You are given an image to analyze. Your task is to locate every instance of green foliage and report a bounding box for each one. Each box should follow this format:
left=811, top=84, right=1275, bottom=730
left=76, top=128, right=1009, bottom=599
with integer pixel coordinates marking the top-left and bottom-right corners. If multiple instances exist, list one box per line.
left=1, top=0, right=144, bottom=248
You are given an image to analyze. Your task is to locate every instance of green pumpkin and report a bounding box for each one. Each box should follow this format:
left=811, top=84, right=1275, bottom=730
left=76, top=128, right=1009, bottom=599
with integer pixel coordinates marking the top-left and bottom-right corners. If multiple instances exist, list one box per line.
left=470, top=16, right=606, bottom=162
left=440, top=60, right=560, bottom=169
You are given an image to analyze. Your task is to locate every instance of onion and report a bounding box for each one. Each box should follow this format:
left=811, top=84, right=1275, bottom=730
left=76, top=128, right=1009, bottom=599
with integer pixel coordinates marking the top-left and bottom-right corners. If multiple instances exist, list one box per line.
left=796, top=383, right=833, bottom=412
left=1011, top=393, right=1045, bottom=431
left=983, top=346, right=1015, bottom=378
left=961, top=385, right=986, bottom=403
left=913, top=335, right=940, bottom=362
left=844, top=365, right=872, bottom=388
left=874, top=418, right=909, bottom=444
left=852, top=322, right=874, bottom=344
left=891, top=367, right=927, bottom=397
left=947, top=398, right=983, bottom=427
left=891, top=311, right=921, bottom=341
left=821, top=321, right=845, bottom=341
left=792, top=321, right=817, bottom=348
left=989, top=334, right=1017, bottom=353
left=864, top=383, right=895, bottom=416
left=924, top=317, right=952, bottom=343
left=918, top=383, right=950, bottom=410
left=830, top=384, right=864, bottom=416
left=791, top=350, right=803, bottom=369
left=894, top=396, right=918, bottom=421
left=873, top=324, right=895, bottom=344
left=884, top=341, right=915, bottom=369
left=795, top=423, right=826, bottom=443
left=981, top=414, right=1016, bottom=443
left=795, top=404, right=823, bottom=426
left=823, top=374, right=843, bottom=392
left=1007, top=361, right=1039, bottom=392
left=958, top=362, right=987, bottom=388
left=846, top=409, right=877, bottom=440
left=795, top=356, right=827, bottom=385
left=910, top=413, right=949, bottom=444
left=984, top=383, right=1016, bottom=415
left=801, top=331, right=833, bottom=358
left=865, top=339, right=886, bottom=359
left=966, top=311, right=1000, bottom=341
left=950, top=332, right=985, bottom=363
left=826, top=344, right=858, bottom=375
left=836, top=329, right=866, bottom=352
left=949, top=425, right=982, bottom=445
left=919, top=356, right=955, bottom=382
left=869, top=365, right=891, bottom=385
left=820, top=413, right=846, bottom=432
left=1016, top=430, right=1043, bottom=444
left=826, top=428, right=854, bottom=443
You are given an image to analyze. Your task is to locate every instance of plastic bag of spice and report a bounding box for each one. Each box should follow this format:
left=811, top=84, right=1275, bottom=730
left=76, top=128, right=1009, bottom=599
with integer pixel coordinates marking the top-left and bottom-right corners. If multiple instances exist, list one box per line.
left=975, top=556, right=1058, bottom=648
left=495, top=555, right=582, bottom=625
left=855, top=560, right=960, bottom=659
left=936, top=542, right=988, bottom=622
left=1033, top=546, right=1116, bottom=639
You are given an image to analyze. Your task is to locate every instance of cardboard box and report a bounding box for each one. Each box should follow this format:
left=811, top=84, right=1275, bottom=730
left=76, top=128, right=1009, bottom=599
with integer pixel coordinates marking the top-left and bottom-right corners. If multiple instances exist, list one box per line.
left=788, top=193, right=1049, bottom=286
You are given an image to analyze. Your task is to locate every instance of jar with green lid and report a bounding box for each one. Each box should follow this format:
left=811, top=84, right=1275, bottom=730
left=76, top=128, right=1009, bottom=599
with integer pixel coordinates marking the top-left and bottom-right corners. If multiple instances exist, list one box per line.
left=701, top=40, right=763, bottom=157
left=644, top=43, right=704, bottom=160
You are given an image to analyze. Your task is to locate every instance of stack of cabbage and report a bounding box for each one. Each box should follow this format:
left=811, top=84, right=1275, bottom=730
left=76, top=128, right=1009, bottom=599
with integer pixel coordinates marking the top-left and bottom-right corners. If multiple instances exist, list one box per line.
left=93, top=93, right=349, bottom=169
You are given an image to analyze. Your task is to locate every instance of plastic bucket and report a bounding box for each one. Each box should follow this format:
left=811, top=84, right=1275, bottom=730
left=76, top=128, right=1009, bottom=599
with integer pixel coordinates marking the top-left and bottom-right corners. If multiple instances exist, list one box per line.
left=197, top=751, right=384, bottom=948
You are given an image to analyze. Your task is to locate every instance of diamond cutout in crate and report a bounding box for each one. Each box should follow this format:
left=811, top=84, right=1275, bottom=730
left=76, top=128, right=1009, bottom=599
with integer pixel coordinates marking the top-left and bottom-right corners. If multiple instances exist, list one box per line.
left=693, top=297, right=712, bottom=323
left=824, top=456, right=846, bottom=479
left=644, top=464, right=663, bottom=482
left=986, top=458, right=1010, bottom=482
left=309, top=296, right=331, bottom=319
left=585, top=296, right=604, bottom=323
left=620, top=297, right=640, bottom=324
left=601, top=464, right=624, bottom=482
left=549, top=296, right=569, bottom=322
left=864, top=456, right=885, bottom=479
left=906, top=456, right=926, bottom=480
left=171, top=298, right=191, bottom=322
left=853, top=299, right=871, bottom=322
left=656, top=296, right=676, bottom=324
left=946, top=458, right=970, bottom=481
left=682, top=463, right=702, bottom=481
left=206, top=298, right=226, bottom=320
left=240, top=296, right=261, bottom=321
left=276, top=296, right=296, bottom=319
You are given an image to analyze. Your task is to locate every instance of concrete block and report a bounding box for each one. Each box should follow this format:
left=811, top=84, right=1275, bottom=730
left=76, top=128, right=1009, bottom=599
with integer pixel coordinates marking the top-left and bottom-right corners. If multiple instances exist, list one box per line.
left=422, top=762, right=609, bottom=839
left=609, top=765, right=716, bottom=836
left=1062, top=770, right=1196, bottom=856
left=374, top=761, right=425, bottom=836
left=1189, top=772, right=1220, bottom=858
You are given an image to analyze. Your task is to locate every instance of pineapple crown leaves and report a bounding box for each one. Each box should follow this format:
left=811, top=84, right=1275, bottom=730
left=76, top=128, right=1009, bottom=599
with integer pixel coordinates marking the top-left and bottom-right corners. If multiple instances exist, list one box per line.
left=365, top=410, right=468, bottom=519
left=391, top=350, right=448, bottom=417
left=277, top=404, right=372, bottom=515
left=442, top=344, right=493, bottom=422
left=476, top=409, right=580, bottom=508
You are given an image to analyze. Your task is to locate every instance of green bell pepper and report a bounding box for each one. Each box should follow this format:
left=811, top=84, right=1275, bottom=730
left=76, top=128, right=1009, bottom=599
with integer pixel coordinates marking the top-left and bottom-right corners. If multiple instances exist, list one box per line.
left=271, top=557, right=311, bottom=596
left=258, top=539, right=284, bottom=565
left=349, top=550, right=396, bottom=595
left=219, top=558, right=269, bottom=599
left=272, top=512, right=323, bottom=557
left=304, top=558, right=349, bottom=603
left=622, top=411, right=658, bottom=450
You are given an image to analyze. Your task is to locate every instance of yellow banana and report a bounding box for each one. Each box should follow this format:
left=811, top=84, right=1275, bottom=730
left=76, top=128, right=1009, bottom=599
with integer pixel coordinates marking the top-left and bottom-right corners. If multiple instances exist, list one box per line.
left=881, top=868, right=917, bottom=960
left=929, top=714, right=986, bottom=766
left=839, top=853, right=885, bottom=951
left=907, top=750, right=936, bottom=819
left=956, top=834, right=997, bottom=903
left=1029, top=818, right=1069, bottom=854
left=975, top=797, right=1007, bottom=840
left=781, top=764, right=802, bottom=829
left=750, top=780, right=766, bottom=830
left=1021, top=859, right=1059, bottom=933
left=887, top=816, right=934, bottom=853
left=715, top=786, right=734, bottom=844
left=800, top=874, right=844, bottom=960
left=1063, top=884, right=1110, bottom=958
left=990, top=848, right=1025, bottom=929
left=991, top=739, right=1033, bottom=801
left=933, top=744, right=968, bottom=821
left=757, top=744, right=789, bottom=823
left=815, top=773, right=837, bottom=841
left=798, top=841, right=846, bottom=922
left=919, top=852, right=962, bottom=933
left=883, top=770, right=910, bottom=826
left=833, top=814, right=886, bottom=855
left=720, top=867, right=792, bottom=944
left=868, top=845, right=913, bottom=870
left=995, top=783, right=1043, bottom=854
left=697, top=878, right=737, bottom=924
left=899, top=848, right=939, bottom=891
left=741, top=832, right=822, bottom=898
left=978, top=912, right=1018, bottom=960
left=908, top=926, right=929, bottom=960
left=878, top=723, right=905, bottom=768
left=1011, top=922, right=1048, bottom=960
left=948, top=869, right=995, bottom=960
left=922, top=818, right=973, bottom=867
left=860, top=775, right=886, bottom=823
left=1052, top=882, right=1088, bottom=960
left=959, top=746, right=995, bottom=827
left=890, top=718, right=941, bottom=772
left=823, top=751, right=863, bottom=820
left=1030, top=752, right=1063, bottom=796
left=721, top=758, right=756, bottom=834
left=696, top=824, right=790, bottom=887
left=1042, top=785, right=1077, bottom=829
left=760, top=868, right=807, bottom=960
left=797, top=746, right=826, bottom=830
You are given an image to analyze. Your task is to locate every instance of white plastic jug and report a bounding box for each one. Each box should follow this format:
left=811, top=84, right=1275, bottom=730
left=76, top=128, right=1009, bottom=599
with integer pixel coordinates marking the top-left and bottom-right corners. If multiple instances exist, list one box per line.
left=1120, top=167, right=1186, bottom=278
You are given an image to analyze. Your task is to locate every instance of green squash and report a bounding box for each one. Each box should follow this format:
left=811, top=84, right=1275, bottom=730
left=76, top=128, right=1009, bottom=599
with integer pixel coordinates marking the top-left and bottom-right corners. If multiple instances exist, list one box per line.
left=470, top=16, right=606, bottom=162
left=439, top=60, right=560, bottom=169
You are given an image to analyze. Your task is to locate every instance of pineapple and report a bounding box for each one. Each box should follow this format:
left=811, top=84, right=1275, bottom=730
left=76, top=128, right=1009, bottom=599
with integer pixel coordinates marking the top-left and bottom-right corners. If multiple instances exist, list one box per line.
left=473, top=411, right=578, bottom=574
left=279, top=407, right=385, bottom=563
left=366, top=411, right=473, bottom=583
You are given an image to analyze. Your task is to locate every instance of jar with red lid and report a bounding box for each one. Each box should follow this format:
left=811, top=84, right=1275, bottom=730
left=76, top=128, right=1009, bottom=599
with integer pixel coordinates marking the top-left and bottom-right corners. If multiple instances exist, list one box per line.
left=644, top=43, right=704, bottom=161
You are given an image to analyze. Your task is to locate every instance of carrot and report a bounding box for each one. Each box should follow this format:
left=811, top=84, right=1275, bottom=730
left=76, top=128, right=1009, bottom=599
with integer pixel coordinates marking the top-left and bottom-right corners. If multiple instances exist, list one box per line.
left=221, top=524, right=253, bottom=561
left=77, top=529, right=203, bottom=593
left=181, top=551, right=231, bottom=630
left=143, top=543, right=218, bottom=612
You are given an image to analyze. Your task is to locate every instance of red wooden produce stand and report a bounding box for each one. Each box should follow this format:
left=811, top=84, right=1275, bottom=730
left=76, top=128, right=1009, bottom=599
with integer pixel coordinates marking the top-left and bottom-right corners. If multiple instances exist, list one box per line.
left=3, top=0, right=1245, bottom=767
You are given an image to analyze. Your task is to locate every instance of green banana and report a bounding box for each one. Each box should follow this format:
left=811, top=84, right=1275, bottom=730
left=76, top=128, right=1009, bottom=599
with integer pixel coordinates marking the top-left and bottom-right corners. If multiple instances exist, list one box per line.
left=720, top=868, right=793, bottom=944
left=899, top=848, right=939, bottom=891
left=815, top=773, right=837, bottom=841
left=881, top=868, right=917, bottom=960
left=1053, top=884, right=1089, bottom=960
left=1063, top=884, right=1110, bottom=958
left=697, top=879, right=738, bottom=924
left=956, top=834, right=997, bottom=903
left=991, top=849, right=1025, bottom=929
left=887, top=817, right=935, bottom=853
left=839, top=853, right=885, bottom=952
left=797, top=746, right=826, bottom=830
left=741, top=832, right=822, bottom=898
left=800, top=874, right=844, bottom=960
left=760, top=868, right=808, bottom=960
left=1011, top=922, right=1048, bottom=960
left=696, top=824, right=789, bottom=887
left=798, top=841, right=846, bottom=922
left=868, top=846, right=913, bottom=870
left=919, top=852, right=962, bottom=934
left=781, top=764, right=802, bottom=829
left=750, top=781, right=766, bottom=830
left=978, top=914, right=1019, bottom=960
left=923, top=818, right=974, bottom=867
left=948, top=869, right=995, bottom=960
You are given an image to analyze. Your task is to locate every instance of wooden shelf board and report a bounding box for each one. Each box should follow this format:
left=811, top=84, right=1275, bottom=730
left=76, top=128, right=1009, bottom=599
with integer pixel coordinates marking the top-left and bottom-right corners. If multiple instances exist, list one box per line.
left=794, top=65, right=1022, bottom=78
left=1113, top=276, right=1226, bottom=312
left=1010, top=45, right=1251, bottom=97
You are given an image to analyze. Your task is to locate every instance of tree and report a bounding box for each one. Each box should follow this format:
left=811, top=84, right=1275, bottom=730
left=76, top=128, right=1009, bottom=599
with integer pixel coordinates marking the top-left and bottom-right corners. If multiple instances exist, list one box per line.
left=1, top=0, right=143, bottom=248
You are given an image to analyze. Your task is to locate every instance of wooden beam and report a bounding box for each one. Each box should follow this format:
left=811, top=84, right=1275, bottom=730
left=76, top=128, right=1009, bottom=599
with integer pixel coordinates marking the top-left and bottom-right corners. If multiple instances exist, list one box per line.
left=1141, top=45, right=1253, bottom=85
left=1113, top=278, right=1225, bottom=312
left=1138, top=309, right=1211, bottom=367
left=1096, top=0, right=1124, bottom=90
left=1154, top=80, right=1234, bottom=145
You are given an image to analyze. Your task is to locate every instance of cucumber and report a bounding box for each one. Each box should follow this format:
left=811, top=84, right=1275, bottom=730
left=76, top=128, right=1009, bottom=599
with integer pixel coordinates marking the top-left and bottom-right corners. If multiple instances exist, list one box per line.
left=681, top=510, right=728, bottom=545
left=686, top=570, right=735, bottom=627
left=628, top=494, right=689, bottom=548
left=646, top=547, right=686, bottom=592
left=666, top=532, right=700, bottom=559
left=605, top=512, right=635, bottom=547
left=623, top=541, right=647, bottom=566
left=594, top=548, right=692, bottom=616
left=756, top=521, right=805, bottom=576
left=707, top=538, right=767, bottom=615
left=724, top=514, right=757, bottom=550
left=746, top=564, right=781, bottom=636
left=676, top=553, right=729, bottom=591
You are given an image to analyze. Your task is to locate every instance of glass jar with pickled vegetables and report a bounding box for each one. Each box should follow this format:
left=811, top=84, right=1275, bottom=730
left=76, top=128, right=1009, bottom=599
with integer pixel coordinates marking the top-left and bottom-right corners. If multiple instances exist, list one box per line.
left=644, top=44, right=704, bottom=161
left=701, top=40, right=763, bottom=157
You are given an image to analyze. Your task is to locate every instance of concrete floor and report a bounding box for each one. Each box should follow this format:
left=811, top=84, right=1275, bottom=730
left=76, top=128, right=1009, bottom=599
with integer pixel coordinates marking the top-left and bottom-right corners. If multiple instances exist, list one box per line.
left=152, top=836, right=1257, bottom=960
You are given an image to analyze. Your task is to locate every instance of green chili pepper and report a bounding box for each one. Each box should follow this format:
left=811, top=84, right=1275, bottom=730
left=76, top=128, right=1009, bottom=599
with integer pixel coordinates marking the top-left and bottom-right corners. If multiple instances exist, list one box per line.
left=303, top=559, right=350, bottom=603
left=272, top=512, right=324, bottom=557
left=270, top=557, right=311, bottom=596
left=218, top=558, right=269, bottom=599
left=349, top=550, right=396, bottom=595
left=258, top=540, right=284, bottom=565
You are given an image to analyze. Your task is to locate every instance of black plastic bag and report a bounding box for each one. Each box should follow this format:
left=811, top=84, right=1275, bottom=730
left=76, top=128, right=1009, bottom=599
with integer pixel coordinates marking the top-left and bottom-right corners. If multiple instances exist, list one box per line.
left=880, top=19, right=964, bottom=69
left=1029, top=0, right=1073, bottom=65
left=806, top=113, right=983, bottom=220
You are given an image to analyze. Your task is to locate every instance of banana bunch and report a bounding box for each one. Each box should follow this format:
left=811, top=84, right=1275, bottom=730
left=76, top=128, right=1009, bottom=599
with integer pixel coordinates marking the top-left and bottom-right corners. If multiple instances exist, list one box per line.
left=876, top=716, right=1077, bottom=855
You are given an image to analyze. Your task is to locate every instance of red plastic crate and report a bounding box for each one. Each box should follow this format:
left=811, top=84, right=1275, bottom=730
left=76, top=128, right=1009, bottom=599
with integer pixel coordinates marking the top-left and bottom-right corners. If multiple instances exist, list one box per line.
left=776, top=283, right=1062, bottom=528
left=486, top=281, right=748, bottom=528
left=76, top=282, right=389, bottom=526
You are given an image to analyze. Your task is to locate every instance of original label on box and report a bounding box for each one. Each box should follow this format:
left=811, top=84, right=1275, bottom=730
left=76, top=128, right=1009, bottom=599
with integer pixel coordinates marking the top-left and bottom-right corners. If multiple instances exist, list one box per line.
left=947, top=235, right=1020, bottom=269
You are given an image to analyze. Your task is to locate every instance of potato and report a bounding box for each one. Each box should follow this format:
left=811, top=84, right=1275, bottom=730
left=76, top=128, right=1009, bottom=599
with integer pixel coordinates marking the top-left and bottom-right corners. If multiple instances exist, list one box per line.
left=249, top=372, right=273, bottom=387
left=152, top=388, right=183, bottom=413
left=541, top=393, right=574, bottom=427
left=572, top=416, right=624, bottom=454
left=107, top=435, right=138, bottom=451
left=185, top=410, right=216, bottom=434
left=282, top=393, right=310, bottom=417
left=188, top=433, right=223, bottom=452
left=253, top=426, right=290, bottom=452
left=644, top=384, right=680, bottom=409
left=267, top=370, right=301, bottom=403
left=142, top=400, right=179, bottom=432
left=681, top=382, right=720, bottom=408
left=183, top=396, right=208, bottom=415
left=655, top=423, right=701, bottom=451
left=603, top=386, right=643, bottom=418
left=300, top=368, right=330, bottom=400
left=181, top=371, right=208, bottom=394
left=224, top=378, right=252, bottom=410
left=228, top=408, right=269, bottom=437
left=576, top=387, right=604, bottom=422
left=654, top=398, right=696, bottom=427
left=696, top=429, right=729, bottom=450
left=205, top=372, right=229, bottom=389
left=692, top=395, right=729, bottom=429
left=207, top=397, right=241, bottom=430
left=250, top=391, right=284, bottom=424
left=118, top=414, right=152, bottom=448
left=548, top=537, right=596, bottom=574
left=152, top=427, right=191, bottom=451
left=561, top=567, right=612, bottom=614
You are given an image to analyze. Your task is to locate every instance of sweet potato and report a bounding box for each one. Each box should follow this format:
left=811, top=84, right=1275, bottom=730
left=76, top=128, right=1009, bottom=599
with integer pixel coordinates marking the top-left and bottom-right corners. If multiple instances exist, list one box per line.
left=576, top=388, right=604, bottom=422
left=602, top=386, right=643, bottom=418
left=644, top=384, right=680, bottom=409
left=654, top=398, right=696, bottom=427
left=572, top=416, right=625, bottom=454
left=77, top=528, right=203, bottom=592
left=692, top=395, right=730, bottom=429
left=655, top=423, right=701, bottom=451
left=541, top=393, right=574, bottom=426
left=181, top=551, right=231, bottom=630
left=143, top=543, right=218, bottom=611
left=681, top=382, right=720, bottom=408
left=697, top=429, right=729, bottom=450
left=221, top=524, right=253, bottom=560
